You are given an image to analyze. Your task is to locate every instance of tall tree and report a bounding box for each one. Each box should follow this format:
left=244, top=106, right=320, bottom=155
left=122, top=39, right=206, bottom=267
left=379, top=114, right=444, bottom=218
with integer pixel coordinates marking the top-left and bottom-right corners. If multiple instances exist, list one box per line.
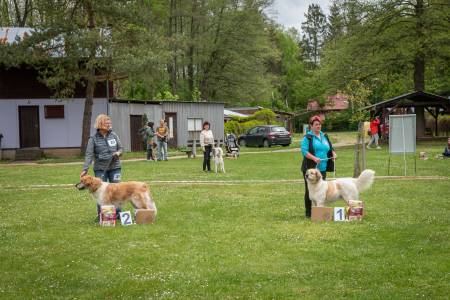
left=1, top=0, right=168, bottom=153
left=326, top=0, right=344, bottom=44
left=301, top=4, right=327, bottom=67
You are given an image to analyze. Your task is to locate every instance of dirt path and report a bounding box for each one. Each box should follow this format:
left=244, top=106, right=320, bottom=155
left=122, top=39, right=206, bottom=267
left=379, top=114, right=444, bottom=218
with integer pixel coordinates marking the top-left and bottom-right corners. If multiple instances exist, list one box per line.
left=1, top=142, right=355, bottom=167
left=1, top=175, right=447, bottom=190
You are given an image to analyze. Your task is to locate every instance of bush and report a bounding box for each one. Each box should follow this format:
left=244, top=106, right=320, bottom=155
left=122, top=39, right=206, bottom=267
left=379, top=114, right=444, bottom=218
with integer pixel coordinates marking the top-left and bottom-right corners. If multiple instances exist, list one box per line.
left=253, top=109, right=277, bottom=123
left=225, top=120, right=267, bottom=136
left=224, top=121, right=241, bottom=135
left=224, top=109, right=282, bottom=136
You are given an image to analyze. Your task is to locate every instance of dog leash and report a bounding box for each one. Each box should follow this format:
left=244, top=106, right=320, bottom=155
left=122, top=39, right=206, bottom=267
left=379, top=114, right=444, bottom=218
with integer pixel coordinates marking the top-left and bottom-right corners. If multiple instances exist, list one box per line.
left=314, top=157, right=336, bottom=179
left=100, top=156, right=116, bottom=179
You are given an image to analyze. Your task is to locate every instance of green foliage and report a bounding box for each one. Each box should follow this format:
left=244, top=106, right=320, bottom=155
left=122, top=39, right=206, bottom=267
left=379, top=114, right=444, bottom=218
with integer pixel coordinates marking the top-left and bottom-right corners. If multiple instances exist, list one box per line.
left=1, top=0, right=448, bottom=115
left=224, top=120, right=240, bottom=135
left=155, top=91, right=179, bottom=101
left=252, top=109, right=277, bottom=124
left=224, top=109, right=280, bottom=135
left=268, top=28, right=309, bottom=110
left=322, top=109, right=358, bottom=131
left=345, top=80, right=371, bottom=124
left=191, top=87, right=201, bottom=102
left=319, top=0, right=450, bottom=98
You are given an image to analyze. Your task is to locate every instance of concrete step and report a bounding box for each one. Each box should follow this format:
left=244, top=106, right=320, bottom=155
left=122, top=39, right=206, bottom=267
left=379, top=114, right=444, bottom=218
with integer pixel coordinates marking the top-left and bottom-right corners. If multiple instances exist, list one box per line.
left=15, top=148, right=43, bottom=160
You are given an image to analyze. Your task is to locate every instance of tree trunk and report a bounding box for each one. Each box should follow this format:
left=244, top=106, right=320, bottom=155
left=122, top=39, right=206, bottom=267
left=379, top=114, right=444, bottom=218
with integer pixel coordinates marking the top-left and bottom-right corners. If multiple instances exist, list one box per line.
left=187, top=0, right=198, bottom=100
left=167, top=0, right=177, bottom=95
left=80, top=0, right=97, bottom=155
left=413, top=0, right=425, bottom=91
left=413, top=0, right=425, bottom=137
left=81, top=74, right=95, bottom=155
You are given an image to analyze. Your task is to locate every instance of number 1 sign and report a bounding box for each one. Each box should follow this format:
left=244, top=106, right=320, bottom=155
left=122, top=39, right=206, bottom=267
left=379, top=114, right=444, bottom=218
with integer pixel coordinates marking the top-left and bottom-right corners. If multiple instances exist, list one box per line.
left=334, top=207, right=346, bottom=221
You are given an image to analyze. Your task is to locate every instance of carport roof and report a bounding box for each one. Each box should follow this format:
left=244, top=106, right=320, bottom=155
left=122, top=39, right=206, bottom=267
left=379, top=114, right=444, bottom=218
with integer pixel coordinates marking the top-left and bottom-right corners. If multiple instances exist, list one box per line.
left=363, top=91, right=450, bottom=111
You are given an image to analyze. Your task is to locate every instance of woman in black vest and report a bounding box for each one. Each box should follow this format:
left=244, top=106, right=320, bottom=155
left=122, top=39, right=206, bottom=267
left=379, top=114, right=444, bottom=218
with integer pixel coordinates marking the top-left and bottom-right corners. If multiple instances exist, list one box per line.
left=300, top=115, right=336, bottom=218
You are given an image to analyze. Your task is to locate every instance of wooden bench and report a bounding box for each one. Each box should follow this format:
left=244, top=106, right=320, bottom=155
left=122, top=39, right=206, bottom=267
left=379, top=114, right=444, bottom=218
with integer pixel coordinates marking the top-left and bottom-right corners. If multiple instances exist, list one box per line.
left=185, top=139, right=224, bottom=158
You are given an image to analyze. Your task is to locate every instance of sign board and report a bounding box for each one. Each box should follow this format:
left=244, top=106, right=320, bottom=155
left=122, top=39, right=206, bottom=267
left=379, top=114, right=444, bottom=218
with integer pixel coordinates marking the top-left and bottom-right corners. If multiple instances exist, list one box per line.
left=119, top=211, right=133, bottom=226
left=303, top=124, right=309, bottom=135
left=389, top=114, right=416, bottom=154
left=100, top=205, right=116, bottom=227
left=333, top=207, right=346, bottom=221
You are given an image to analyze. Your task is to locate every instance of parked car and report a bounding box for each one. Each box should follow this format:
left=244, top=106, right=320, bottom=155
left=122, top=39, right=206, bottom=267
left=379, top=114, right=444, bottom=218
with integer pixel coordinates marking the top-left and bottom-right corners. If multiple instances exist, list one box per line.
left=238, top=125, right=291, bottom=147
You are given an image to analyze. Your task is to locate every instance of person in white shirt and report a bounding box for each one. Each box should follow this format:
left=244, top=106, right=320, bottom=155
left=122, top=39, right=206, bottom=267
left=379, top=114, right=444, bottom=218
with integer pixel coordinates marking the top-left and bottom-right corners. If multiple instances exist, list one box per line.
left=200, top=121, right=214, bottom=172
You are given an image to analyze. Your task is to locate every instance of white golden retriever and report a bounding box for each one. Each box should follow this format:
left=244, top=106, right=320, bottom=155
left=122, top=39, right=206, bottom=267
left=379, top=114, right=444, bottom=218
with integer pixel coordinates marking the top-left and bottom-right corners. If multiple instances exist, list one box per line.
left=305, top=168, right=375, bottom=207
left=213, top=146, right=226, bottom=173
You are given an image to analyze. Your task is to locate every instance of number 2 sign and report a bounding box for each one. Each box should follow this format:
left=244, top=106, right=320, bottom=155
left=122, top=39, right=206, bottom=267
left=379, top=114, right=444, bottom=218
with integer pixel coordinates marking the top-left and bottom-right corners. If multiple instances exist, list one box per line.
left=334, top=207, right=346, bottom=221
left=119, top=211, right=133, bottom=226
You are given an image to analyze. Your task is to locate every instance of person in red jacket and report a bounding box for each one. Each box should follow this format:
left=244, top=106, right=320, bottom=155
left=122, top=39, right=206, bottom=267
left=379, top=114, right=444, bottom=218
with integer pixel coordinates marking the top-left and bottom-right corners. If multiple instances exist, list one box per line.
left=367, top=116, right=381, bottom=149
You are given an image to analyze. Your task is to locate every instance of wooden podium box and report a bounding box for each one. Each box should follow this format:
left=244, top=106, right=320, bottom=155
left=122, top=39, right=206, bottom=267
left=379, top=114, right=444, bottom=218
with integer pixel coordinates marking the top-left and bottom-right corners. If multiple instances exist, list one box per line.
left=311, top=207, right=333, bottom=222
left=135, top=209, right=156, bottom=224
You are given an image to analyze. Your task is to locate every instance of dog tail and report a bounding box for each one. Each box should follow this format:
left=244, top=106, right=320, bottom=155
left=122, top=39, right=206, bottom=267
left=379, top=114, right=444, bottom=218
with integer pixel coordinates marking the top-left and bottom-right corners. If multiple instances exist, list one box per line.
left=355, top=169, right=375, bottom=192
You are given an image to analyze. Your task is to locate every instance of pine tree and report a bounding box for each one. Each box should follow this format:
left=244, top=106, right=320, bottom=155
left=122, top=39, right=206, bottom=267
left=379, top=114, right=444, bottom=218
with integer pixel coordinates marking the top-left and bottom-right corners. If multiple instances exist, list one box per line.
left=301, top=4, right=327, bottom=67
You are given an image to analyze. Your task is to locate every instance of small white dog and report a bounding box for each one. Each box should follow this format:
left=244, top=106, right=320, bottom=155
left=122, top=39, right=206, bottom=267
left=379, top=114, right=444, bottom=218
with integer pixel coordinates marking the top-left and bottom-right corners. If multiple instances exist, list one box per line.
left=304, top=168, right=375, bottom=207
left=213, top=146, right=226, bottom=173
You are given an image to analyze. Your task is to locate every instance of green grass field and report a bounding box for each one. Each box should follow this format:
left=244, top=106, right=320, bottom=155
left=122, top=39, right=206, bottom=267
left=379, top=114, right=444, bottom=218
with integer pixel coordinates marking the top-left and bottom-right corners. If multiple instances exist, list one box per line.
left=0, top=140, right=449, bottom=299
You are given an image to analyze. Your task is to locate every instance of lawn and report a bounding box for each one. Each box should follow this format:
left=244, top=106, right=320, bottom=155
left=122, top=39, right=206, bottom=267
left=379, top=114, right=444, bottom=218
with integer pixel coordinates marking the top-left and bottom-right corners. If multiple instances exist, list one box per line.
left=0, top=142, right=449, bottom=299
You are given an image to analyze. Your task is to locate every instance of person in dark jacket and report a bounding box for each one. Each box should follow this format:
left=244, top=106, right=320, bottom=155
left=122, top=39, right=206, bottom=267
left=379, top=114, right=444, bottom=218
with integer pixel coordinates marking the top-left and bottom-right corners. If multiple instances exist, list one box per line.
left=80, top=114, right=123, bottom=219
left=300, top=115, right=336, bottom=218
left=141, top=121, right=155, bottom=161
left=443, top=137, right=450, bottom=157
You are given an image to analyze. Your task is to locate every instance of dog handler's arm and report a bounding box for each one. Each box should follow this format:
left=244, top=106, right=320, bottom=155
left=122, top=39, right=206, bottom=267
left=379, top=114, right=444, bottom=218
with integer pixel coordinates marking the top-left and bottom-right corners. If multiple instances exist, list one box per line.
left=306, top=153, right=321, bottom=164
left=113, top=133, right=123, bottom=157
left=81, top=137, right=95, bottom=178
left=200, top=130, right=205, bottom=151
left=301, top=136, right=321, bottom=164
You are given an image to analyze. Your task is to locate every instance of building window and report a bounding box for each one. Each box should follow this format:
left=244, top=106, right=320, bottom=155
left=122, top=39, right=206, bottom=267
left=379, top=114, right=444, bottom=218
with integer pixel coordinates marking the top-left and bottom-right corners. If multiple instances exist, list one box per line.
left=44, top=105, right=64, bottom=119
left=188, top=118, right=203, bottom=131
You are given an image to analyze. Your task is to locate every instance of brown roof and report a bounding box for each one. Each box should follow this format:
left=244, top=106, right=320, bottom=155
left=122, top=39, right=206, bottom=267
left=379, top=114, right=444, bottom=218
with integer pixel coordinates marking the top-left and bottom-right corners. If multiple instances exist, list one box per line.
left=307, top=93, right=349, bottom=111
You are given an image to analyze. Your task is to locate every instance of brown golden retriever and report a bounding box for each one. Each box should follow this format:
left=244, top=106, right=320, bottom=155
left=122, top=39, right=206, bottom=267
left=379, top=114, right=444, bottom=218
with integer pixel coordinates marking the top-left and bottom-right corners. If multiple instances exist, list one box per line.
left=76, top=175, right=157, bottom=213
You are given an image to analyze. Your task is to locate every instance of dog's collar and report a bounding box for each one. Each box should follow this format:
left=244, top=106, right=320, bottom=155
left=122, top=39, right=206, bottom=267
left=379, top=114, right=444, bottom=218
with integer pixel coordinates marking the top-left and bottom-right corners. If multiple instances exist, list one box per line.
left=89, top=184, right=101, bottom=193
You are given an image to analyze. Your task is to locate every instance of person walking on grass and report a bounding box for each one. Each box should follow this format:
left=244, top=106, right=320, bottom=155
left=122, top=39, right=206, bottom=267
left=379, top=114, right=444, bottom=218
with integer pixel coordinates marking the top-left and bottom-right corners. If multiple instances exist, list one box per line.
left=156, top=119, right=169, bottom=161
left=301, top=115, right=337, bottom=219
left=200, top=121, right=214, bottom=172
left=80, top=114, right=123, bottom=219
left=367, top=116, right=381, bottom=149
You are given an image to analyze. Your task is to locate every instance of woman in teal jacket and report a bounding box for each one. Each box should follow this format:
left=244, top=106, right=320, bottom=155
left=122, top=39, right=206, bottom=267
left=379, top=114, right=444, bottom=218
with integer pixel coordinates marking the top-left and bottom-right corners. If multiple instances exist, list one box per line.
left=301, top=115, right=336, bottom=218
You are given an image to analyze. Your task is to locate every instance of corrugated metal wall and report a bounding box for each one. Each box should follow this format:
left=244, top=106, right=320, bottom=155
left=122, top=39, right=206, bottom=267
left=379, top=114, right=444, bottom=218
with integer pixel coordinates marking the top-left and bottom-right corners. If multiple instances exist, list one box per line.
left=161, top=102, right=224, bottom=147
left=109, top=102, right=162, bottom=151
left=109, top=101, right=224, bottom=151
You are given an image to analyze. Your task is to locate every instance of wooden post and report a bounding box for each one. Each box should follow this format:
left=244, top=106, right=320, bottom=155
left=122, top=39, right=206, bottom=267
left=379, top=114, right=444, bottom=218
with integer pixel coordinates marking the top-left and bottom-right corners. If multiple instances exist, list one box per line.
left=435, top=109, right=438, bottom=136
left=361, top=122, right=366, bottom=171
left=353, top=122, right=362, bottom=178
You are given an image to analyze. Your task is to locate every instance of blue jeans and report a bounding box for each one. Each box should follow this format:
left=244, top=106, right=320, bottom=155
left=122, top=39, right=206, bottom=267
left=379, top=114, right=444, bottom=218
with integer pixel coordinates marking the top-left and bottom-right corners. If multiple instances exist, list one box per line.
left=94, top=168, right=122, bottom=217
left=157, top=139, right=168, bottom=160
